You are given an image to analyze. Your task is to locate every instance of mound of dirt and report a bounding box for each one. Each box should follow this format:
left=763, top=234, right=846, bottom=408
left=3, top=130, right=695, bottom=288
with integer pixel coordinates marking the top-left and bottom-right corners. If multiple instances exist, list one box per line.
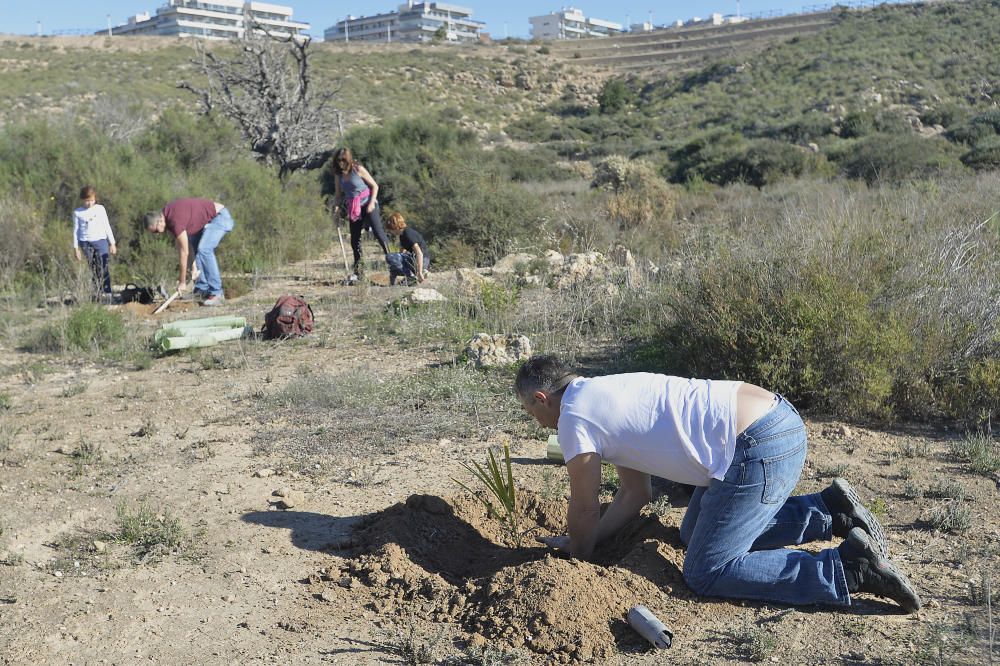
left=118, top=301, right=195, bottom=318
left=320, top=491, right=682, bottom=663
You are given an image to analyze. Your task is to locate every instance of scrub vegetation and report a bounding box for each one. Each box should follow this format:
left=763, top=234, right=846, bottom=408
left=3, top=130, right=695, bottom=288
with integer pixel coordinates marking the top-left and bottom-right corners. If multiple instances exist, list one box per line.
left=2, top=13, right=1000, bottom=660
left=512, top=1, right=1000, bottom=188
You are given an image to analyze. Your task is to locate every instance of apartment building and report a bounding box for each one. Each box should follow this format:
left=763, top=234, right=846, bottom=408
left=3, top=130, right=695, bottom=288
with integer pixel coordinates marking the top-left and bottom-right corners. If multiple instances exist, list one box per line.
left=324, top=1, right=482, bottom=44
left=529, top=7, right=623, bottom=40
left=108, top=0, right=309, bottom=40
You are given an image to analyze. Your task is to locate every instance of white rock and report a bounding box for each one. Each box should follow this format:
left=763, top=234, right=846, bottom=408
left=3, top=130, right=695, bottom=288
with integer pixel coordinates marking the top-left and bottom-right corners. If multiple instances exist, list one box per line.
left=271, top=489, right=305, bottom=510
left=491, top=252, right=535, bottom=274
left=465, top=334, right=532, bottom=368
left=454, top=268, right=493, bottom=293
left=399, top=288, right=447, bottom=305
left=553, top=252, right=610, bottom=289
left=542, top=250, right=564, bottom=269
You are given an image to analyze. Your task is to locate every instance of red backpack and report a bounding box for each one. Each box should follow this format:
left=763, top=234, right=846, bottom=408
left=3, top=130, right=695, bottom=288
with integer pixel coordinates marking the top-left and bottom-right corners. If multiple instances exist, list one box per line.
left=262, top=295, right=314, bottom=339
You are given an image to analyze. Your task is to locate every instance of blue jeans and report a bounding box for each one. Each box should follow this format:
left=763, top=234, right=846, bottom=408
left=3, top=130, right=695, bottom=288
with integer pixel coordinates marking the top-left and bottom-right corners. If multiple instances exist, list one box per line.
left=80, top=239, right=111, bottom=295
left=190, top=208, right=234, bottom=296
left=679, top=397, right=850, bottom=606
left=386, top=251, right=429, bottom=284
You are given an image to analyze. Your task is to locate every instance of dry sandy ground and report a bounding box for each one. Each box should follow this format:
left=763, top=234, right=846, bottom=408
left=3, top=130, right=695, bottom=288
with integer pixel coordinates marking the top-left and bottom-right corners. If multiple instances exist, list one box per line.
left=0, top=257, right=997, bottom=665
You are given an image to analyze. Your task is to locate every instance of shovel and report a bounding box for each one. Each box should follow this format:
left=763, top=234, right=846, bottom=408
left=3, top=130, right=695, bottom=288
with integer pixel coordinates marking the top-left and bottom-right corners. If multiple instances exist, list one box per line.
left=153, top=265, right=200, bottom=315
left=333, top=207, right=353, bottom=282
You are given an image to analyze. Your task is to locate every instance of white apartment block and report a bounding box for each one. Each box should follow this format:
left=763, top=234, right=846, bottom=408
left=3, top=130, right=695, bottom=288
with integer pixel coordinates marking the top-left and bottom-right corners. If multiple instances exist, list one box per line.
left=108, top=0, right=310, bottom=40
left=529, top=7, right=623, bottom=40
left=324, top=1, right=482, bottom=44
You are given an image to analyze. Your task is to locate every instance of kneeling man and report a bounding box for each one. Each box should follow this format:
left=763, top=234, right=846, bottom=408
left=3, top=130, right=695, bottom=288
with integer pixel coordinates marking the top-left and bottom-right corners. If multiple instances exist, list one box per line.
left=516, top=354, right=920, bottom=613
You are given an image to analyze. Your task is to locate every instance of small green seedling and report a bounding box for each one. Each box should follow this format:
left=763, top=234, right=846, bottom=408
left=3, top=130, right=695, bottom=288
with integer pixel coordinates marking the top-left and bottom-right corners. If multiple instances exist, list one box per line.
left=455, top=443, right=523, bottom=548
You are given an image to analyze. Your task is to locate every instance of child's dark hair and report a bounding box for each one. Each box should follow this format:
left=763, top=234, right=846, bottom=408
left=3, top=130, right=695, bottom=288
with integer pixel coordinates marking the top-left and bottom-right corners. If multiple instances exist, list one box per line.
left=79, top=185, right=96, bottom=199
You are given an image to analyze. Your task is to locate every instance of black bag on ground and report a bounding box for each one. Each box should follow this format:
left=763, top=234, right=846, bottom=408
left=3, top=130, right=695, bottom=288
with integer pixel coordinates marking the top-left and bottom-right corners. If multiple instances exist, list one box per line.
left=262, top=295, right=315, bottom=339
left=121, top=283, right=155, bottom=304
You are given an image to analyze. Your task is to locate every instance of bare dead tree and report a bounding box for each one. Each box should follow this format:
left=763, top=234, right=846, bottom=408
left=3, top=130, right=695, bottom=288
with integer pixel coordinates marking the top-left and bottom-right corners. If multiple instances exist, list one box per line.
left=178, top=14, right=341, bottom=179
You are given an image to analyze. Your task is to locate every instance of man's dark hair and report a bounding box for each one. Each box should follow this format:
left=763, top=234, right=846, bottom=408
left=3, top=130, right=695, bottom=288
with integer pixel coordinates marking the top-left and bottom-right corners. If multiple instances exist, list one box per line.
left=515, top=354, right=579, bottom=399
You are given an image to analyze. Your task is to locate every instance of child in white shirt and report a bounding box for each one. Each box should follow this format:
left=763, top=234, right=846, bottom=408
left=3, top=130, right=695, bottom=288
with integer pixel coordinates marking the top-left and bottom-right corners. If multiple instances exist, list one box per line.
left=73, top=185, right=117, bottom=299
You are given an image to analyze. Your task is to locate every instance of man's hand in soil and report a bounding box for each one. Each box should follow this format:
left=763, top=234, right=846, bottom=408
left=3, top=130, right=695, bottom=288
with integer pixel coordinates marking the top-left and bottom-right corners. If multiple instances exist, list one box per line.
left=536, top=535, right=571, bottom=553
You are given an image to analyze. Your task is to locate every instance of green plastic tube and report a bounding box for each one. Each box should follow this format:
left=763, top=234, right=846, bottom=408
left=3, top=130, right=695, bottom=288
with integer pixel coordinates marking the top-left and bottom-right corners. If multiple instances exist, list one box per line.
left=159, top=326, right=250, bottom=350
left=161, top=315, right=247, bottom=330
left=154, top=316, right=248, bottom=345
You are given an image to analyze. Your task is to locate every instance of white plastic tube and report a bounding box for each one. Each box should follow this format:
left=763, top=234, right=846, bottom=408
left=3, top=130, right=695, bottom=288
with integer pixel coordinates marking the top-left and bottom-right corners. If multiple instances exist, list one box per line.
left=627, top=605, right=673, bottom=649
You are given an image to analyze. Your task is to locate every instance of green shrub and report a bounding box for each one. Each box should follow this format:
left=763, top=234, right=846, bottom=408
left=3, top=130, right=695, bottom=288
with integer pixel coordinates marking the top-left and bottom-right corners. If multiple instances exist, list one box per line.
left=137, top=107, right=240, bottom=171
left=928, top=500, right=972, bottom=533
left=960, top=136, right=1000, bottom=170
left=0, top=421, right=21, bottom=452
left=950, top=432, right=1000, bottom=476
left=736, top=620, right=778, bottom=662
left=835, top=134, right=964, bottom=184
left=838, top=111, right=876, bottom=139
left=705, top=139, right=831, bottom=187
left=506, top=113, right=554, bottom=143
left=114, top=500, right=185, bottom=560
left=0, top=196, right=45, bottom=289
left=492, top=146, right=572, bottom=182
left=203, top=160, right=328, bottom=272
left=630, top=175, right=1000, bottom=422
left=29, top=304, right=125, bottom=354
left=592, top=155, right=678, bottom=229
left=597, top=78, right=634, bottom=114
left=667, top=131, right=748, bottom=184
left=431, top=238, right=476, bottom=269
left=413, top=157, right=546, bottom=265
left=919, top=103, right=968, bottom=129
left=946, top=110, right=1000, bottom=147
left=775, top=111, right=835, bottom=143
left=641, top=259, right=911, bottom=418
left=337, top=114, right=474, bottom=207
left=947, top=121, right=996, bottom=146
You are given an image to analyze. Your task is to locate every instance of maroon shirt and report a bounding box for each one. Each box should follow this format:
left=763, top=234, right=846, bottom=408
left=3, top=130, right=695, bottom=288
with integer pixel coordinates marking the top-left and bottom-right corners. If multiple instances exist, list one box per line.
left=163, top=198, right=218, bottom=238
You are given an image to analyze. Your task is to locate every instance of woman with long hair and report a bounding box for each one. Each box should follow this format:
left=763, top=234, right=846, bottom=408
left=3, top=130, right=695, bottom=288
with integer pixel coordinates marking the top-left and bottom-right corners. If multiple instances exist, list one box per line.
left=330, top=147, right=390, bottom=278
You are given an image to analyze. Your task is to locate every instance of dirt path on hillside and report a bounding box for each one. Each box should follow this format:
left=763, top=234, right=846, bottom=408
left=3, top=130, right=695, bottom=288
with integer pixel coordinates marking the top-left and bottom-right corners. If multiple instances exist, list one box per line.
left=0, top=254, right=997, bottom=665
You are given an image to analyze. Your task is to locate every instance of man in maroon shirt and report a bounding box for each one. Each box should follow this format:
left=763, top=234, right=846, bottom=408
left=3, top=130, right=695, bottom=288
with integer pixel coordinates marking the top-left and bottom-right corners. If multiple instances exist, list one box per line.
left=145, top=198, right=235, bottom=306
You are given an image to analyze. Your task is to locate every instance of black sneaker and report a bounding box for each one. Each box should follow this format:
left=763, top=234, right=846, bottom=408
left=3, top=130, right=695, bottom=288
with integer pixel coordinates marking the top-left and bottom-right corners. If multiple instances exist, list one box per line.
left=822, top=478, right=889, bottom=557
left=839, top=527, right=921, bottom=613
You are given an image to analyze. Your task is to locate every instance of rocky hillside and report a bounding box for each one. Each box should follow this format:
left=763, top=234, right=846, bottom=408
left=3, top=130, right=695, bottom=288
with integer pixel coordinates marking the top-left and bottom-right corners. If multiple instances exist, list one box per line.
left=0, top=35, right=609, bottom=139
left=548, top=10, right=837, bottom=74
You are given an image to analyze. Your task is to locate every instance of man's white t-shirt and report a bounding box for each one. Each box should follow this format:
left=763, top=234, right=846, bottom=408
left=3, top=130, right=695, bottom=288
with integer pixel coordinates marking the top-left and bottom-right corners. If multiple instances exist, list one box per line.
left=557, top=373, right=743, bottom=486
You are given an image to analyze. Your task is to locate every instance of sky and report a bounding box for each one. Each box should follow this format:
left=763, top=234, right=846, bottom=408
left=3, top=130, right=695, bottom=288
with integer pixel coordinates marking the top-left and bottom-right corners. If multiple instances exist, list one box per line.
left=0, top=0, right=813, bottom=39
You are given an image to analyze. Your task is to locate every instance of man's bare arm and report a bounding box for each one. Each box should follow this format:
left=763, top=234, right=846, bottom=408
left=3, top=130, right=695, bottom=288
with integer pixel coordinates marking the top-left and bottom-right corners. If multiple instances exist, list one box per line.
left=594, top=465, right=651, bottom=544
left=175, top=231, right=189, bottom=288
left=565, top=452, right=603, bottom=559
